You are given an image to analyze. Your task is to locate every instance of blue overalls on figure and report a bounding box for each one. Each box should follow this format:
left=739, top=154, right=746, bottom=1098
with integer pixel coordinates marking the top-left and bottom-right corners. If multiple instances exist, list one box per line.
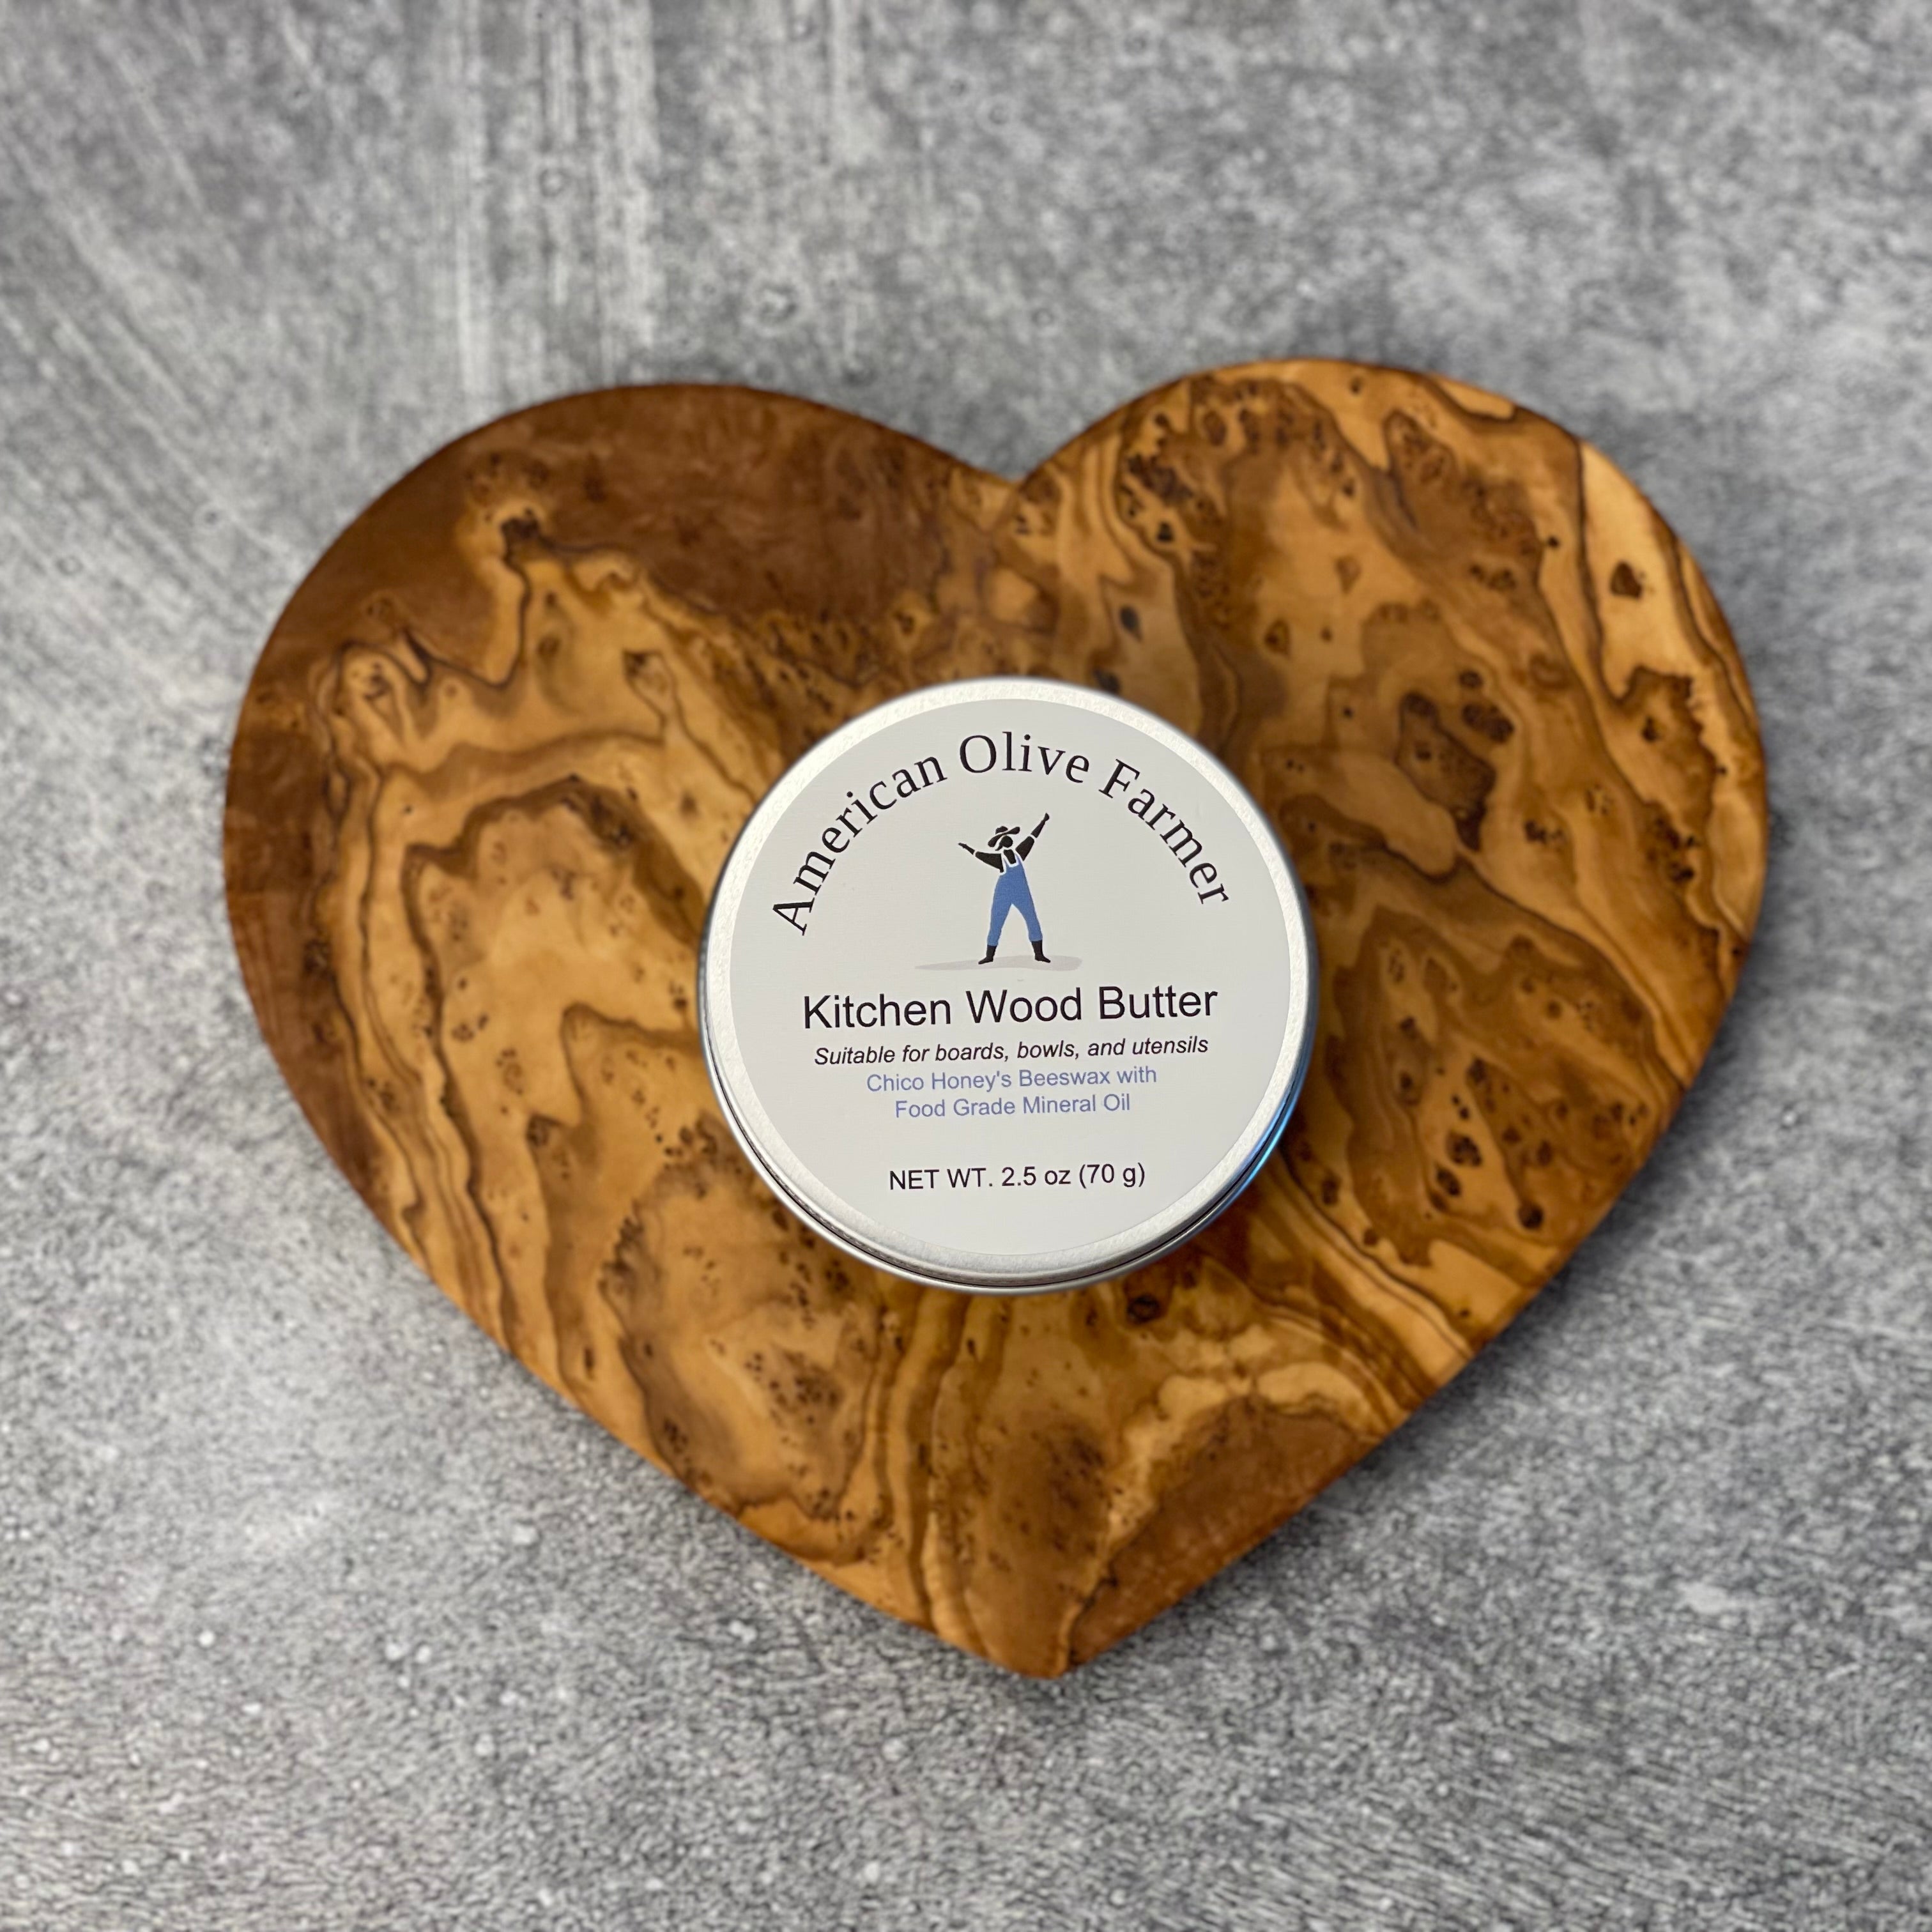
left=959, top=813, right=1052, bottom=963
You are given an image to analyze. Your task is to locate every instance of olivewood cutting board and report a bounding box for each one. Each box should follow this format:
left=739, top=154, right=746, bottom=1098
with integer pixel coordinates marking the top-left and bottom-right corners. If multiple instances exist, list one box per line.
left=224, top=362, right=1767, bottom=1676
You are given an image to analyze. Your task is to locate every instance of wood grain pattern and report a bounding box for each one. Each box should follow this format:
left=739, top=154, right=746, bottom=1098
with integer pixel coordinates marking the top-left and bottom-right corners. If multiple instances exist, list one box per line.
left=224, top=364, right=1766, bottom=1676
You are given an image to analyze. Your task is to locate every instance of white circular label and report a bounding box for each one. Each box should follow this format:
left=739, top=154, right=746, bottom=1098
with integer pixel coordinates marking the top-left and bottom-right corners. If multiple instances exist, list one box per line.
left=700, top=681, right=1314, bottom=1289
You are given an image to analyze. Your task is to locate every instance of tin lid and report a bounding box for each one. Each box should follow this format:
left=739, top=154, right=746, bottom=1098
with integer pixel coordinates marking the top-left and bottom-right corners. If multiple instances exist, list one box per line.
left=698, top=678, right=1317, bottom=1293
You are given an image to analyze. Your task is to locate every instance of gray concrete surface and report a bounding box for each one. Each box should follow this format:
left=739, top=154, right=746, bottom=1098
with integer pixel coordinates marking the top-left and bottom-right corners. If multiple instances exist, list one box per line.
left=2, top=3, right=1928, bottom=1926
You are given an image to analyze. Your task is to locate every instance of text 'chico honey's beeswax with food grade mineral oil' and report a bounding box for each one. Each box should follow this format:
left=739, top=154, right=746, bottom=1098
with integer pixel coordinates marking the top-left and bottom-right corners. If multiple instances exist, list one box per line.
left=698, top=678, right=1317, bottom=1292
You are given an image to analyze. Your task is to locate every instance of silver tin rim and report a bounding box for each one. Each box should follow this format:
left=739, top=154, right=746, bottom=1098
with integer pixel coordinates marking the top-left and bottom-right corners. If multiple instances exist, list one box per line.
left=697, top=678, right=1318, bottom=1294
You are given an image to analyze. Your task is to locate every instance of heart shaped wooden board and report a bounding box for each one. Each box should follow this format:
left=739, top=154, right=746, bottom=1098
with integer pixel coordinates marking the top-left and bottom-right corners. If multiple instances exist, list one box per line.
left=224, top=364, right=1766, bottom=1676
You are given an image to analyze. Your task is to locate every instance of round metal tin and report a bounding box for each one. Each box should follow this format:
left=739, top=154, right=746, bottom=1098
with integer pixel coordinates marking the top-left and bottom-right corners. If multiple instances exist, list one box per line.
left=698, top=678, right=1317, bottom=1293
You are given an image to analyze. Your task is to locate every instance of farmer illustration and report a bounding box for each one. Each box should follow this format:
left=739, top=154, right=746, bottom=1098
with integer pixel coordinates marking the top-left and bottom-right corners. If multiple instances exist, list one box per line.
left=959, top=813, right=1052, bottom=963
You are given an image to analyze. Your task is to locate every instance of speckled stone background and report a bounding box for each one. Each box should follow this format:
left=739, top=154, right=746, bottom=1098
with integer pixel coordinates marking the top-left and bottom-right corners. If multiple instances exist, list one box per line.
left=3, top=4, right=1928, bottom=1928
